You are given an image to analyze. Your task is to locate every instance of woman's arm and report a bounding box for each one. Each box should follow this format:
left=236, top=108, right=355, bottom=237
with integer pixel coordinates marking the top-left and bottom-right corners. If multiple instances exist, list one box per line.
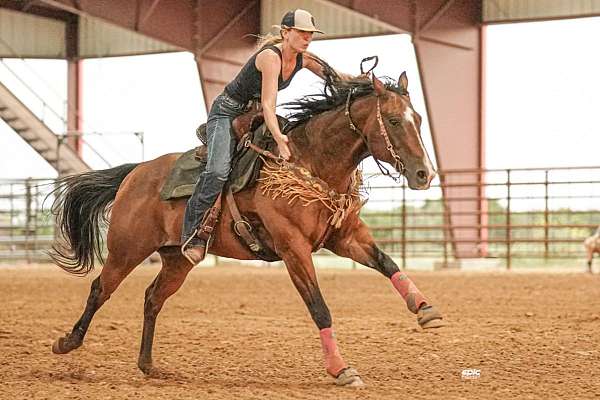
left=255, top=49, right=291, bottom=160
left=304, top=52, right=353, bottom=81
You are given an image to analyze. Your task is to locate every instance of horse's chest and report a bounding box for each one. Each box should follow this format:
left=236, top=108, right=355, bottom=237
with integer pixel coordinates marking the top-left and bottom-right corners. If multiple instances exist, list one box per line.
left=287, top=203, right=336, bottom=244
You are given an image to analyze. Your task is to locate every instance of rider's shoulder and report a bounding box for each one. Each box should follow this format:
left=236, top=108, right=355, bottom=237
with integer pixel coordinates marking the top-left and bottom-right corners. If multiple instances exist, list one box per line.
left=255, top=48, right=281, bottom=70
left=258, top=46, right=281, bottom=59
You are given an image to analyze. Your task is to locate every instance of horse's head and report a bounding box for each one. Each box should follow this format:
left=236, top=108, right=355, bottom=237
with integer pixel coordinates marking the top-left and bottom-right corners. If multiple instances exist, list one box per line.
left=361, top=73, right=436, bottom=190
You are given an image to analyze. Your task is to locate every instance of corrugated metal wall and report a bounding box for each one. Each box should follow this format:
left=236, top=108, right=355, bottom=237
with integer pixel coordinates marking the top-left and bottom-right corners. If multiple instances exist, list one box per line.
left=0, top=8, right=180, bottom=59
left=79, top=16, right=180, bottom=58
left=0, top=8, right=65, bottom=58
left=260, top=0, right=397, bottom=38
left=483, top=0, right=600, bottom=22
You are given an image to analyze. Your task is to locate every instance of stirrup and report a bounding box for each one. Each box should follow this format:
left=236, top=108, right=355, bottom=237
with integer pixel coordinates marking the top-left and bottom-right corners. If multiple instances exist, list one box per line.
left=181, top=230, right=209, bottom=265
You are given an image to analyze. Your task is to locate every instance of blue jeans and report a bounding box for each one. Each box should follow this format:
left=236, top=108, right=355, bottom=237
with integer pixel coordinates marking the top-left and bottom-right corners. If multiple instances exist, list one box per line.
left=181, top=92, right=247, bottom=246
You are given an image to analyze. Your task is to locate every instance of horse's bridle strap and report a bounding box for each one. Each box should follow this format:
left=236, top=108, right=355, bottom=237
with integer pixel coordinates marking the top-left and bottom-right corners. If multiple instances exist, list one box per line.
left=344, top=90, right=405, bottom=182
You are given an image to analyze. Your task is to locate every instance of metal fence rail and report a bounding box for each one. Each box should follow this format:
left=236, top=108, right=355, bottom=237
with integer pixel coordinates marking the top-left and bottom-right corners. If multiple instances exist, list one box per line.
left=0, top=178, right=55, bottom=262
left=362, top=165, right=600, bottom=269
left=2, top=165, right=599, bottom=268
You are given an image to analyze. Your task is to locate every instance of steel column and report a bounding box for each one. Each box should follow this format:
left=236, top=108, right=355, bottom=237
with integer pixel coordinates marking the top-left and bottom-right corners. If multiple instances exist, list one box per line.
left=66, top=13, right=82, bottom=155
left=193, top=0, right=259, bottom=106
left=413, top=0, right=484, bottom=258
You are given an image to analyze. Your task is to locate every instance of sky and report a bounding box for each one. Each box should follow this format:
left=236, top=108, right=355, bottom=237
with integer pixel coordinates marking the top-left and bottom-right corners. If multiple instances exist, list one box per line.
left=0, top=16, right=599, bottom=209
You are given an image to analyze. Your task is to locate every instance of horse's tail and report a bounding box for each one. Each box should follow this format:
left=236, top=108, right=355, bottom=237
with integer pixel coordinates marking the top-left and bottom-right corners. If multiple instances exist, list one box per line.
left=49, top=163, right=139, bottom=276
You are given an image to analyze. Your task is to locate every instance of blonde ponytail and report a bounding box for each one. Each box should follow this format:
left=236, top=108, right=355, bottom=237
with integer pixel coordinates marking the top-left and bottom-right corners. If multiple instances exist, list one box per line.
left=253, top=32, right=283, bottom=49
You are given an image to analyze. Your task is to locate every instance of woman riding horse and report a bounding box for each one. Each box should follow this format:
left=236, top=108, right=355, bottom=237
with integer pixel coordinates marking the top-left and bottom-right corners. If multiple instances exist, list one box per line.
left=49, top=19, right=442, bottom=386
left=181, top=9, right=350, bottom=265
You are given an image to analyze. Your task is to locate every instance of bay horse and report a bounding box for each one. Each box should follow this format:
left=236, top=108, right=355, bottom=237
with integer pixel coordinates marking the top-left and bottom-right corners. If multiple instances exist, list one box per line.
left=49, top=70, right=442, bottom=387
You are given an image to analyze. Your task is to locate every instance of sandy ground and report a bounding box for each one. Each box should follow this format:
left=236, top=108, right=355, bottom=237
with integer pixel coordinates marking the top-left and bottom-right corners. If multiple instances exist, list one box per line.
left=1, top=263, right=600, bottom=399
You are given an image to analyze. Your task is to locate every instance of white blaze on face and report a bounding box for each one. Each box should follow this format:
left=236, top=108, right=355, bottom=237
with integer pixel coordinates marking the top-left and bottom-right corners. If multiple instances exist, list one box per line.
left=402, top=104, right=435, bottom=173
left=403, top=108, right=416, bottom=129
left=403, top=107, right=425, bottom=152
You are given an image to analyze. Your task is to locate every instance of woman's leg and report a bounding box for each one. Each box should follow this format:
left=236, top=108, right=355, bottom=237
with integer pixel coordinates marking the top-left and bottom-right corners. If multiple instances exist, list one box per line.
left=181, top=97, right=239, bottom=259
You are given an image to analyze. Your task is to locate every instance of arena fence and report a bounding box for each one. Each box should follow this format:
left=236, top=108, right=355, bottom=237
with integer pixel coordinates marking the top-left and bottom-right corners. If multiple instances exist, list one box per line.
left=0, top=178, right=55, bottom=263
left=2, top=166, right=599, bottom=269
left=362, top=165, right=600, bottom=269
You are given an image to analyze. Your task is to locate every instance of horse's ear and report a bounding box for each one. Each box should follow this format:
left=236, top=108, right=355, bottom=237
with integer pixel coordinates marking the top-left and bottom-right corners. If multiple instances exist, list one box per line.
left=373, top=76, right=386, bottom=96
left=399, top=71, right=408, bottom=92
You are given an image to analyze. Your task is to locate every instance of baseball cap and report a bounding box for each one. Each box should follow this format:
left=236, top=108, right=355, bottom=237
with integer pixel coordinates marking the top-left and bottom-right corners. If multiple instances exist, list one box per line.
left=274, top=9, right=324, bottom=34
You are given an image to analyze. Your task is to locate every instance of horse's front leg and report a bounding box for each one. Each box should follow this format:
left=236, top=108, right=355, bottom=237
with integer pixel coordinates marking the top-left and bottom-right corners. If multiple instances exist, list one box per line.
left=325, top=216, right=444, bottom=329
left=270, top=227, right=364, bottom=387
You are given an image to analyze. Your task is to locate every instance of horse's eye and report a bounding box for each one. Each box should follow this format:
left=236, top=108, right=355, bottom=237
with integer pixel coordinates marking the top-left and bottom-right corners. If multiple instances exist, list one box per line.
left=388, top=118, right=401, bottom=126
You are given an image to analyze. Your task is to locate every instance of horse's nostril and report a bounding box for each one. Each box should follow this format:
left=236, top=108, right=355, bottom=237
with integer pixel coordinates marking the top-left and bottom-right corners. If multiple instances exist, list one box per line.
left=416, top=170, right=427, bottom=182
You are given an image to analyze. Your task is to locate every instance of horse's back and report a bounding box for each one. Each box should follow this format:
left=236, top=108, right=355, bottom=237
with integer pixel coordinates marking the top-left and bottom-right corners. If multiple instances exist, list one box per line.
left=108, top=153, right=187, bottom=249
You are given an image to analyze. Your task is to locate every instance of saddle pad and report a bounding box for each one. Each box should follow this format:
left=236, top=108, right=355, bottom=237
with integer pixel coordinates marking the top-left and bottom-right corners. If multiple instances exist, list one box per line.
left=159, top=124, right=277, bottom=201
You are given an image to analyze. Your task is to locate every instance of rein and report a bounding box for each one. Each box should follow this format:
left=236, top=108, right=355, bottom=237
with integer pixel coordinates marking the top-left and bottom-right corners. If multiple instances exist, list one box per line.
left=344, top=89, right=405, bottom=183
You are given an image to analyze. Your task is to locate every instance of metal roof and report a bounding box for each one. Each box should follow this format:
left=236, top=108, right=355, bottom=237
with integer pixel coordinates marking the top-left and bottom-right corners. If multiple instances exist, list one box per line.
left=0, top=8, right=180, bottom=59
left=0, top=8, right=65, bottom=58
left=3, top=1, right=600, bottom=59
left=78, top=16, right=180, bottom=58
left=260, top=0, right=400, bottom=38
left=483, top=0, right=600, bottom=23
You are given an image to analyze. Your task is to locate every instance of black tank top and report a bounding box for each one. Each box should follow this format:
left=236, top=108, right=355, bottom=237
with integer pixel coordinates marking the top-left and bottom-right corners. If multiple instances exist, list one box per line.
left=224, top=45, right=303, bottom=104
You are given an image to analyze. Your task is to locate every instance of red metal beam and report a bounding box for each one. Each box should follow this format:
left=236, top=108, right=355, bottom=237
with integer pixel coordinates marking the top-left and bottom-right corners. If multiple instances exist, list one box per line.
left=66, top=14, right=82, bottom=155
left=412, top=0, right=484, bottom=258
left=140, top=0, right=163, bottom=28
left=197, top=0, right=258, bottom=57
left=194, top=0, right=259, bottom=106
left=1, top=0, right=73, bottom=21
left=415, top=0, right=457, bottom=36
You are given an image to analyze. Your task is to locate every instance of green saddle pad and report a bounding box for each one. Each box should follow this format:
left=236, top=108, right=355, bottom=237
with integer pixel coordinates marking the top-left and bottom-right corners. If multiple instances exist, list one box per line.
left=160, top=123, right=278, bottom=201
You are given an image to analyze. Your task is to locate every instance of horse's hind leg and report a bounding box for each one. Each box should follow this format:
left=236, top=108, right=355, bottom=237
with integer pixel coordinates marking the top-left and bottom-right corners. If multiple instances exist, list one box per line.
left=138, top=246, right=194, bottom=375
left=52, top=249, right=150, bottom=354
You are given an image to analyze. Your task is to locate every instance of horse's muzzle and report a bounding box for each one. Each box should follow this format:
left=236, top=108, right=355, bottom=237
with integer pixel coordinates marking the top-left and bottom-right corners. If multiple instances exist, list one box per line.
left=408, top=168, right=436, bottom=190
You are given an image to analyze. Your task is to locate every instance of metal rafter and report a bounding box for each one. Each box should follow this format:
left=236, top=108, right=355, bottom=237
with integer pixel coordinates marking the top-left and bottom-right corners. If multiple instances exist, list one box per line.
left=1, top=0, right=73, bottom=21
left=416, top=0, right=457, bottom=36
left=196, top=0, right=258, bottom=57
left=139, top=0, right=162, bottom=29
left=317, top=0, right=405, bottom=33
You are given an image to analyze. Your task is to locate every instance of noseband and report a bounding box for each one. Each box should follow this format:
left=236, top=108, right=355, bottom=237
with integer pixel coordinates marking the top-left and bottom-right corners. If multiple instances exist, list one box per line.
left=344, top=89, right=406, bottom=183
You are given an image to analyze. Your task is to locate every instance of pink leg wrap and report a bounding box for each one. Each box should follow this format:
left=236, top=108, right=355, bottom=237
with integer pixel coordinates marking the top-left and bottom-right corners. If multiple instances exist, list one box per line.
left=390, top=271, right=428, bottom=313
left=319, top=328, right=347, bottom=377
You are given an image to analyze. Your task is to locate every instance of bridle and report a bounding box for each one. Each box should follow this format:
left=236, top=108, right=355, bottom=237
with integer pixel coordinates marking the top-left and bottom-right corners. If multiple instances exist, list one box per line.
left=343, top=56, right=405, bottom=183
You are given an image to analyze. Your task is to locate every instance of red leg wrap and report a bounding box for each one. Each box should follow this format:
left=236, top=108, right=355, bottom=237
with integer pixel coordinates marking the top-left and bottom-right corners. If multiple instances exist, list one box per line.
left=319, top=327, right=347, bottom=377
left=390, top=271, right=428, bottom=313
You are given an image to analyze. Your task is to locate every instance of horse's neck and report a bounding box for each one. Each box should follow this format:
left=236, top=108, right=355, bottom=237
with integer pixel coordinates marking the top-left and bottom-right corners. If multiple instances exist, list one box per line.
left=290, top=105, right=368, bottom=193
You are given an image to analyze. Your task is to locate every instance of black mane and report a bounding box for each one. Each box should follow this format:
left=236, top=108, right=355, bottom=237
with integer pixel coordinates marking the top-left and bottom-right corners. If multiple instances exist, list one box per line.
left=282, top=56, right=408, bottom=129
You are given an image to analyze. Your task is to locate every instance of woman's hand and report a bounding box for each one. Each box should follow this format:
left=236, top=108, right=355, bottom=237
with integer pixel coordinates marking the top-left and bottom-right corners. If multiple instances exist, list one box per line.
left=274, top=134, right=291, bottom=160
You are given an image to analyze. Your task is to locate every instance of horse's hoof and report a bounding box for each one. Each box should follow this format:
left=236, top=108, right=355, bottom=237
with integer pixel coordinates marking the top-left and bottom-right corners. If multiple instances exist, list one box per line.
left=51, top=335, right=78, bottom=354
left=138, top=360, right=153, bottom=375
left=335, top=367, right=365, bottom=387
left=418, top=305, right=445, bottom=329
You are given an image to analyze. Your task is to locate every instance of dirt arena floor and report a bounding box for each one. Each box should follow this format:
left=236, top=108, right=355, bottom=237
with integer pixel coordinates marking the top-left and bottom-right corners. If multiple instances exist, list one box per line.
left=1, top=263, right=600, bottom=400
